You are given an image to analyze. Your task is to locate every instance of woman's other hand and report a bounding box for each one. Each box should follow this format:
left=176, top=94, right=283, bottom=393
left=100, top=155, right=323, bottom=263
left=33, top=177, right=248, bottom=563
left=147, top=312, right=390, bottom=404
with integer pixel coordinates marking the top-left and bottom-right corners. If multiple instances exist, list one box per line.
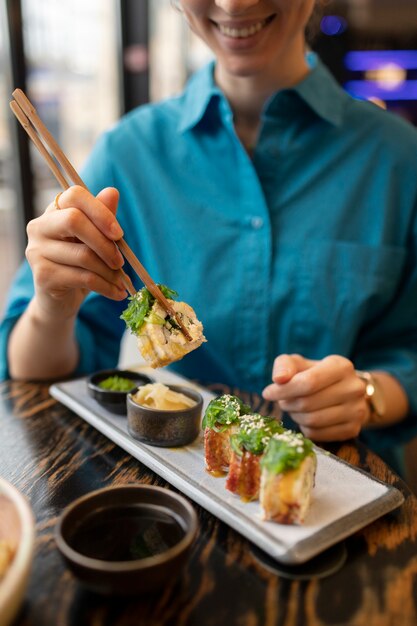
left=26, top=185, right=126, bottom=322
left=262, top=354, right=369, bottom=441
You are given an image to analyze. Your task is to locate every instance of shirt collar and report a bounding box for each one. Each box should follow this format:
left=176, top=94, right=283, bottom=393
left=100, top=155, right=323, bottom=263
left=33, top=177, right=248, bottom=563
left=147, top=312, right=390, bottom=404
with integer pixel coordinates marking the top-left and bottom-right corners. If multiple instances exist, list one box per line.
left=288, top=51, right=348, bottom=126
left=178, top=61, right=221, bottom=133
left=178, top=52, right=348, bottom=133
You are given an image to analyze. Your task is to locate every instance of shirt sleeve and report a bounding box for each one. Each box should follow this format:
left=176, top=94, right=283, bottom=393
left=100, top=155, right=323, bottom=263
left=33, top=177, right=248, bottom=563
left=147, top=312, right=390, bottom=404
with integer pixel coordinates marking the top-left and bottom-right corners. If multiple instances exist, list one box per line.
left=354, top=197, right=417, bottom=449
left=0, top=131, right=129, bottom=381
left=0, top=258, right=127, bottom=381
left=0, top=261, right=34, bottom=381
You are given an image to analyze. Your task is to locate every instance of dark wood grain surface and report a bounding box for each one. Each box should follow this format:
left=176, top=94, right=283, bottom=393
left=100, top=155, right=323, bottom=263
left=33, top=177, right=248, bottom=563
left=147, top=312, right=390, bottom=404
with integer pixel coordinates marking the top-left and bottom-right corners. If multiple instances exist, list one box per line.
left=1, top=379, right=417, bottom=626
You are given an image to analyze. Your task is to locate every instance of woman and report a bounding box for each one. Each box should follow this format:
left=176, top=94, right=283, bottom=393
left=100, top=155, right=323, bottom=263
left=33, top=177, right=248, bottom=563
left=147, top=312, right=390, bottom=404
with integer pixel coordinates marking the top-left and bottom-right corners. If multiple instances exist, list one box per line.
left=2, top=0, right=417, bottom=470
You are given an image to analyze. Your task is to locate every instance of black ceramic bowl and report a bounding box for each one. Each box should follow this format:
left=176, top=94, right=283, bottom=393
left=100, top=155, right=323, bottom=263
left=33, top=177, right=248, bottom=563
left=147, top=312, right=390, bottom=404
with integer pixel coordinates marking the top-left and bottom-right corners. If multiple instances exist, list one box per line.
left=127, top=385, right=203, bottom=447
left=87, top=369, right=153, bottom=415
left=55, top=485, right=198, bottom=595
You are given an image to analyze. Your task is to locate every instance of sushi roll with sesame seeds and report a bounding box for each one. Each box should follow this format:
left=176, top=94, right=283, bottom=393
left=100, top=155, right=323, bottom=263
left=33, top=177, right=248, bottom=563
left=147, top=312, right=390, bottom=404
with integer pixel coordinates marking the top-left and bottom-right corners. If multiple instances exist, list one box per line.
left=260, top=432, right=316, bottom=524
left=226, top=415, right=284, bottom=501
left=203, top=394, right=251, bottom=474
left=120, top=285, right=206, bottom=368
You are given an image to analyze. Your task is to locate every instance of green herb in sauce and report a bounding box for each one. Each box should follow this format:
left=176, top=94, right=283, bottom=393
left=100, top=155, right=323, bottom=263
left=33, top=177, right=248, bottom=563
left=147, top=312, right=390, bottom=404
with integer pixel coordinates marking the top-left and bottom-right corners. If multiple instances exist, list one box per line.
left=202, top=394, right=251, bottom=431
left=261, top=432, right=314, bottom=474
left=230, top=414, right=284, bottom=456
left=120, top=285, right=178, bottom=335
left=98, top=376, right=136, bottom=392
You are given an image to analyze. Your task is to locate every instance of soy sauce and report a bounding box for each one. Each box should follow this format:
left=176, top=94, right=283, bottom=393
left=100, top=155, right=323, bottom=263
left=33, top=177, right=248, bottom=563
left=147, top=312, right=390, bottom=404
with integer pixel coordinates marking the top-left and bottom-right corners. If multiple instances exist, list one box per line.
left=70, top=504, right=185, bottom=561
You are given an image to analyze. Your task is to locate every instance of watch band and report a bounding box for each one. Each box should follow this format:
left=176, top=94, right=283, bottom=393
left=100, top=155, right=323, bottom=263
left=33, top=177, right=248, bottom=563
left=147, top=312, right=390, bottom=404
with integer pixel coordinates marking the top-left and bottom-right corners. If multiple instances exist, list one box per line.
left=356, top=370, right=386, bottom=426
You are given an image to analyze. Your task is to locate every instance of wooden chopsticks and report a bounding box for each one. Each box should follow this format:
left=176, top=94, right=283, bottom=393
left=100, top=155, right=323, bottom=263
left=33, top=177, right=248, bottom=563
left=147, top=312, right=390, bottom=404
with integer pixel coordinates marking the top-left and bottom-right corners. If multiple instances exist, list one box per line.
left=10, top=88, right=192, bottom=342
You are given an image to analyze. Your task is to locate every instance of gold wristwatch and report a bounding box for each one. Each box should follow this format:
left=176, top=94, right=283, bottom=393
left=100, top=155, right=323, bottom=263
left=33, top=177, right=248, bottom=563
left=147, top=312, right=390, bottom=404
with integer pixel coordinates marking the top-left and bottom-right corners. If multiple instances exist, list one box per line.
left=356, top=370, right=386, bottom=426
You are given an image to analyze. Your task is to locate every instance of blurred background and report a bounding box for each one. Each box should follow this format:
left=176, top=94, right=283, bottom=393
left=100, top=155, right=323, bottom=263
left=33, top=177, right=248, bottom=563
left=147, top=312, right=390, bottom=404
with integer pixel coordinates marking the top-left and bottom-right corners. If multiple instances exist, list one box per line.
left=1, top=0, right=417, bottom=485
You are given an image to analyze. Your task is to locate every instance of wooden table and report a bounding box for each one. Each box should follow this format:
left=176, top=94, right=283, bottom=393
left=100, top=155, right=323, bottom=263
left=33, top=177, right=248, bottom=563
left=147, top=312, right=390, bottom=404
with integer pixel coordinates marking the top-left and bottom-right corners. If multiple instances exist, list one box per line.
left=1, top=379, right=417, bottom=626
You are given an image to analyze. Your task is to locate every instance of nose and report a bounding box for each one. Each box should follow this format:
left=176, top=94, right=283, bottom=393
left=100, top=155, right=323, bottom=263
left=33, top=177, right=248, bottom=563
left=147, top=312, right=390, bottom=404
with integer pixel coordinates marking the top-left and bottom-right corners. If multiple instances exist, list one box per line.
left=214, top=0, right=260, bottom=15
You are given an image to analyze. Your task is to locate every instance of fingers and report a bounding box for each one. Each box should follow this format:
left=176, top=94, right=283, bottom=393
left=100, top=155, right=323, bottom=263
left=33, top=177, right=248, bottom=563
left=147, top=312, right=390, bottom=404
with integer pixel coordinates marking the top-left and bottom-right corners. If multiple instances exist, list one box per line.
left=52, top=185, right=123, bottom=240
left=291, top=397, right=368, bottom=428
left=300, top=421, right=363, bottom=442
left=26, top=186, right=126, bottom=300
left=278, top=377, right=364, bottom=413
left=262, top=354, right=369, bottom=442
left=297, top=400, right=369, bottom=441
left=267, top=355, right=355, bottom=401
left=96, top=187, right=120, bottom=217
left=30, top=207, right=124, bottom=270
left=272, top=353, right=315, bottom=383
left=41, top=240, right=127, bottom=288
left=25, top=186, right=129, bottom=314
left=262, top=382, right=283, bottom=401
left=263, top=354, right=312, bottom=399
left=34, top=258, right=127, bottom=301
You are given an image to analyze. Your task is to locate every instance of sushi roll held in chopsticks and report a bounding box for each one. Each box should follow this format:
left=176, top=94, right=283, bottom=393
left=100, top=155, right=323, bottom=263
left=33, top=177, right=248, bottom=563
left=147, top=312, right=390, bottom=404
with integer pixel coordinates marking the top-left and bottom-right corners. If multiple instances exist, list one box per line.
left=121, top=285, right=206, bottom=368
left=226, top=415, right=284, bottom=501
left=260, top=432, right=317, bottom=524
left=203, top=394, right=251, bottom=475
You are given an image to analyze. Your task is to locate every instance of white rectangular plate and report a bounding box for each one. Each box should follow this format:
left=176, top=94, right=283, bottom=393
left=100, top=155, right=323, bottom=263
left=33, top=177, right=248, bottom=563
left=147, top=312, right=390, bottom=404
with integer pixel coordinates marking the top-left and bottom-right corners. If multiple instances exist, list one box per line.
left=50, top=368, right=404, bottom=564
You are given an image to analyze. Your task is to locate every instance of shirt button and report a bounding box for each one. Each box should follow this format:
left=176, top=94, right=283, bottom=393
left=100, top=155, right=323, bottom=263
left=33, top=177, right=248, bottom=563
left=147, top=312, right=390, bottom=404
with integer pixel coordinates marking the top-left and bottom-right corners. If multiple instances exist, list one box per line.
left=251, top=216, right=264, bottom=230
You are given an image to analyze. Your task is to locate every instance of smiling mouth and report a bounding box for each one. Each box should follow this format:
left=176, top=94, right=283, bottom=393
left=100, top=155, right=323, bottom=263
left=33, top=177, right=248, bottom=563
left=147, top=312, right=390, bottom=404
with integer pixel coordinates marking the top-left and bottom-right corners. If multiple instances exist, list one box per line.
left=214, top=15, right=275, bottom=39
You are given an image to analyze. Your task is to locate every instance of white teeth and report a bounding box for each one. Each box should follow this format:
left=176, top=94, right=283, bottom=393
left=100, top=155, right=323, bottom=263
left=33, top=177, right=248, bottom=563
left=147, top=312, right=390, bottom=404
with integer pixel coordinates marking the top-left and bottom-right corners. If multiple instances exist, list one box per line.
left=218, top=19, right=268, bottom=39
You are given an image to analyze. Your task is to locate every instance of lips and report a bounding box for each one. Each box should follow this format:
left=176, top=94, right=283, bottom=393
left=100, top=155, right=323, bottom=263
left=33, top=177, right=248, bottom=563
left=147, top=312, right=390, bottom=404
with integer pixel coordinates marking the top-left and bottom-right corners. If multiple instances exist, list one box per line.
left=213, top=15, right=275, bottom=40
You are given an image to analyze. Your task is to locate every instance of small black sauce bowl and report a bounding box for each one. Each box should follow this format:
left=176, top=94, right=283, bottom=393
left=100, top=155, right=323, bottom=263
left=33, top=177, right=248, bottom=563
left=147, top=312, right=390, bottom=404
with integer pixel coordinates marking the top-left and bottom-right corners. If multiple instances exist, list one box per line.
left=87, top=369, right=153, bottom=415
left=55, top=485, right=198, bottom=595
left=127, top=385, right=203, bottom=447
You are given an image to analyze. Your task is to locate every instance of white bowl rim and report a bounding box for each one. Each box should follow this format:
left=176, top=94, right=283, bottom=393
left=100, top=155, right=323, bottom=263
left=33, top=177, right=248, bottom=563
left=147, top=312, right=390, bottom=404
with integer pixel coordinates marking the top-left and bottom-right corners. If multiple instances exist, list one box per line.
left=0, top=478, right=35, bottom=610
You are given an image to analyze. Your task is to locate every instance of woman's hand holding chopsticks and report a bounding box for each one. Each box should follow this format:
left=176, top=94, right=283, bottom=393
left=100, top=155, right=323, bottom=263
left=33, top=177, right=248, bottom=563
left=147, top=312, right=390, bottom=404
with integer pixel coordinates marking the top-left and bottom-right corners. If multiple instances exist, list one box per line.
left=7, top=185, right=128, bottom=380
left=27, top=185, right=128, bottom=318
left=7, top=87, right=192, bottom=379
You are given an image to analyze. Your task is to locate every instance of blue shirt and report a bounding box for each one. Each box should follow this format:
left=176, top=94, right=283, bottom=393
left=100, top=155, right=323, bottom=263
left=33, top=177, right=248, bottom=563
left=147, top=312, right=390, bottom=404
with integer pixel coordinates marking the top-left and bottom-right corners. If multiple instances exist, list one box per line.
left=2, top=53, right=417, bottom=454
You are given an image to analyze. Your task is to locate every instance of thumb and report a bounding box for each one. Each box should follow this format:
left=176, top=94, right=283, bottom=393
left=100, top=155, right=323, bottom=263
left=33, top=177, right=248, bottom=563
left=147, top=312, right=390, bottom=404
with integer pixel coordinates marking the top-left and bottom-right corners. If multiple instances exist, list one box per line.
left=272, top=353, right=315, bottom=384
left=96, top=187, right=120, bottom=216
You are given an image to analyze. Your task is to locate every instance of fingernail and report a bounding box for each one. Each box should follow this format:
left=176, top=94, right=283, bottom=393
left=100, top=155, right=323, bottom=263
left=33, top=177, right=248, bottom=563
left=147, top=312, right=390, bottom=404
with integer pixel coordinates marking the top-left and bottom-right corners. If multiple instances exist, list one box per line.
left=273, top=368, right=290, bottom=382
left=116, top=288, right=127, bottom=299
left=110, top=252, right=124, bottom=270
left=110, top=222, right=123, bottom=239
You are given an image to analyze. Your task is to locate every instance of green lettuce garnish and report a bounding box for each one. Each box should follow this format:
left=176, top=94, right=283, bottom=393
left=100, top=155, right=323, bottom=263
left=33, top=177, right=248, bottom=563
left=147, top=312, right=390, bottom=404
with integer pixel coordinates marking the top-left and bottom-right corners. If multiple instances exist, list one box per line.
left=120, top=285, right=178, bottom=335
left=202, top=394, right=251, bottom=431
left=230, top=415, right=284, bottom=456
left=261, top=432, right=314, bottom=474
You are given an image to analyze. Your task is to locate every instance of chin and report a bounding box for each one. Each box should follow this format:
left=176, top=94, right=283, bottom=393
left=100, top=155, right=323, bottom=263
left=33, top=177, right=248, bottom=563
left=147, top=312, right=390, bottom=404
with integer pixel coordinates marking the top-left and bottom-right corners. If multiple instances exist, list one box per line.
left=221, top=55, right=271, bottom=78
